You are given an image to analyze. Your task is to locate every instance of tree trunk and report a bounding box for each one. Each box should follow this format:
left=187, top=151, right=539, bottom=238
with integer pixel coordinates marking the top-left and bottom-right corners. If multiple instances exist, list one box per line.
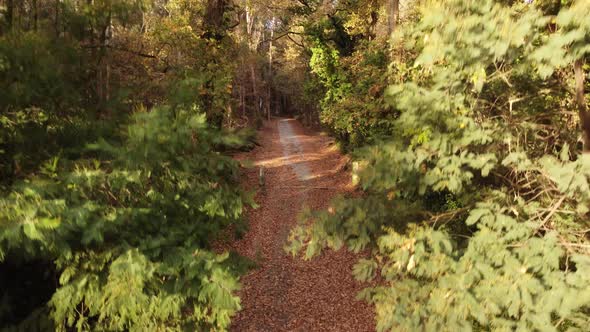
left=240, top=83, right=245, bottom=117
left=88, top=0, right=94, bottom=39
left=246, top=6, right=253, bottom=37
left=574, top=59, right=590, bottom=152
left=55, top=0, right=60, bottom=37
left=18, top=0, right=23, bottom=30
left=98, top=11, right=113, bottom=116
left=250, top=63, right=258, bottom=116
left=267, top=17, right=275, bottom=121
left=387, top=0, right=400, bottom=37
left=33, top=0, right=38, bottom=31
left=7, top=0, right=14, bottom=30
left=204, top=0, right=228, bottom=40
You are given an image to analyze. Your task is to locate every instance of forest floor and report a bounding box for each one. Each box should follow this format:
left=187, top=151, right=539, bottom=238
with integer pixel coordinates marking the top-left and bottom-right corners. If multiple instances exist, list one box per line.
left=223, top=118, right=374, bottom=331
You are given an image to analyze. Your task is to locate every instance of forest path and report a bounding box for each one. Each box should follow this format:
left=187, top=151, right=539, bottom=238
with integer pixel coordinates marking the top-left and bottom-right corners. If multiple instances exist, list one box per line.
left=227, top=118, right=374, bottom=331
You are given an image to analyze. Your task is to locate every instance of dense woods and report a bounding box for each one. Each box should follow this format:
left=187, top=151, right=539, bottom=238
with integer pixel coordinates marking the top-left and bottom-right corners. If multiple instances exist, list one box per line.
left=1, top=0, right=589, bottom=331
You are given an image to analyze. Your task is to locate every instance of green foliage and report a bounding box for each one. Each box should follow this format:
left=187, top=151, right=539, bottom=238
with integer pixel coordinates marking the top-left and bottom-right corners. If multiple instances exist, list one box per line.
left=1, top=1, right=259, bottom=330
left=0, top=31, right=113, bottom=183
left=1, top=107, right=252, bottom=330
left=308, top=37, right=393, bottom=148
left=289, top=0, right=590, bottom=330
left=0, top=32, right=82, bottom=110
left=531, top=0, right=590, bottom=77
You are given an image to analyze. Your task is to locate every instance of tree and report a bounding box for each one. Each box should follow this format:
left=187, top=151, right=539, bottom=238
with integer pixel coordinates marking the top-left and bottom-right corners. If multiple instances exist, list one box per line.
left=287, top=0, right=590, bottom=330
left=0, top=0, right=257, bottom=329
left=204, top=0, right=231, bottom=39
left=387, top=0, right=399, bottom=36
left=6, top=0, right=14, bottom=30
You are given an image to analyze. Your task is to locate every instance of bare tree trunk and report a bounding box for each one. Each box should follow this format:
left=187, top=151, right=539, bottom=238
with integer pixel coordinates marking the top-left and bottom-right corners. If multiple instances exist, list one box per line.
left=240, top=82, right=245, bottom=116
left=55, top=0, right=60, bottom=37
left=105, top=59, right=111, bottom=104
left=387, top=0, right=400, bottom=37
left=246, top=6, right=253, bottom=38
left=105, top=12, right=112, bottom=109
left=250, top=63, right=258, bottom=116
left=7, top=0, right=14, bottom=30
left=204, top=0, right=228, bottom=40
left=97, top=60, right=103, bottom=108
left=98, top=11, right=113, bottom=116
left=574, top=59, right=590, bottom=152
left=88, top=0, right=94, bottom=39
left=245, top=5, right=262, bottom=119
left=18, top=0, right=23, bottom=30
left=33, top=0, right=38, bottom=31
left=267, top=17, right=275, bottom=121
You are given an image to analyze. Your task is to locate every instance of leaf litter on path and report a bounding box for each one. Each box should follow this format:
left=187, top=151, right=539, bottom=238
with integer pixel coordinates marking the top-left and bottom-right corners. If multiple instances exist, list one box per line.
left=217, top=118, right=374, bottom=332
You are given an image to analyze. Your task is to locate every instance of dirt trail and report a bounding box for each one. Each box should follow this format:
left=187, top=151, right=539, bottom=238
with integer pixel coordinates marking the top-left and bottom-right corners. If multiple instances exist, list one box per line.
left=227, top=118, right=374, bottom=332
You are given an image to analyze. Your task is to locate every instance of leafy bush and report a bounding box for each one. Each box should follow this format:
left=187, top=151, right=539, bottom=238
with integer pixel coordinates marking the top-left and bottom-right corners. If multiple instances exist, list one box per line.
left=0, top=32, right=84, bottom=111
left=289, top=1, right=590, bottom=330
left=0, top=32, right=91, bottom=182
left=308, top=37, right=393, bottom=149
left=1, top=107, right=253, bottom=331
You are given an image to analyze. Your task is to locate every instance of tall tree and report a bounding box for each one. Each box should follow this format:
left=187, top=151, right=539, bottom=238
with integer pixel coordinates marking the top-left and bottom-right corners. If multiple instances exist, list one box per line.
left=6, top=0, right=14, bottom=30
left=574, top=59, right=589, bottom=151
left=33, top=0, right=38, bottom=31
left=387, top=0, right=399, bottom=36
